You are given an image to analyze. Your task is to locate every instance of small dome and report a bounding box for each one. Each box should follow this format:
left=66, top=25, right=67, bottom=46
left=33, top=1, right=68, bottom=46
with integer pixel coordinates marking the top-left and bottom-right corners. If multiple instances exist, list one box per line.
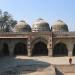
left=51, top=20, right=69, bottom=32
left=32, top=18, right=50, bottom=32
left=14, top=20, right=31, bottom=32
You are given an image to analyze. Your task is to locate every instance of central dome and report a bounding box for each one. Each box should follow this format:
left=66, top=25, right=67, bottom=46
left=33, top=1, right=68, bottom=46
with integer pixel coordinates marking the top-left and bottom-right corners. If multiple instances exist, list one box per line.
left=32, top=18, right=50, bottom=32
left=14, top=20, right=31, bottom=32
left=51, top=20, right=69, bottom=32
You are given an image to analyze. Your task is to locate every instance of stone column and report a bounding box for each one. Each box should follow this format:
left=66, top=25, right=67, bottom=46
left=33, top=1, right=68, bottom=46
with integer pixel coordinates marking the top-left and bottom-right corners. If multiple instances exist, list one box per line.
left=68, top=51, right=72, bottom=57
left=67, top=43, right=73, bottom=57
left=27, top=37, right=32, bottom=57
left=28, top=48, right=31, bottom=57
left=47, top=34, right=53, bottom=57
left=48, top=48, right=52, bottom=56
left=9, top=43, right=14, bottom=57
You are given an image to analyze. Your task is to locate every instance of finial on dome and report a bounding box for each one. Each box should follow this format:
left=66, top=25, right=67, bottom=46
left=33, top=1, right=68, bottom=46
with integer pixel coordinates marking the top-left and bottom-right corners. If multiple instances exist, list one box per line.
left=57, top=20, right=64, bottom=22
left=37, top=18, right=44, bottom=21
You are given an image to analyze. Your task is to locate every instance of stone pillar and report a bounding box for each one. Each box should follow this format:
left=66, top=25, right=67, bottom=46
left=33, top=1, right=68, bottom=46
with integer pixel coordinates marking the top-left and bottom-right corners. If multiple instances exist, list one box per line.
left=47, top=33, right=53, bottom=57
left=68, top=51, right=72, bottom=57
left=67, top=43, right=73, bottom=57
left=28, top=48, right=31, bottom=57
left=48, top=48, right=52, bottom=56
left=27, top=37, right=32, bottom=57
left=9, top=43, right=14, bottom=57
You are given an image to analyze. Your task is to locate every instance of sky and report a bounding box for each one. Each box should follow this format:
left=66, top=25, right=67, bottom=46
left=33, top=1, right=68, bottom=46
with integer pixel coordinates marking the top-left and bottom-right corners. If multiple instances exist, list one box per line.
left=0, top=0, right=75, bottom=31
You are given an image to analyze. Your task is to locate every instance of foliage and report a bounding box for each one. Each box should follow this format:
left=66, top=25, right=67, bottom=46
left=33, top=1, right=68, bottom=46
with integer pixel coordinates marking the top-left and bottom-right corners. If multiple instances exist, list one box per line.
left=0, top=9, right=17, bottom=32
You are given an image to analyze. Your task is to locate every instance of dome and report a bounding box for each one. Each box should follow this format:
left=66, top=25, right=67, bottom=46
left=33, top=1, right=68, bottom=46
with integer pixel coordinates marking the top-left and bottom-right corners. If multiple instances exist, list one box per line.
left=14, top=20, right=31, bottom=32
left=32, top=18, right=50, bottom=32
left=51, top=20, right=69, bottom=32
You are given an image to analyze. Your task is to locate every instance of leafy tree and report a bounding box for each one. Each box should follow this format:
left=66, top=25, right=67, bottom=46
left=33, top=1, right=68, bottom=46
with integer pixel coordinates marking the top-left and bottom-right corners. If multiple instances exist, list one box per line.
left=0, top=9, right=17, bottom=32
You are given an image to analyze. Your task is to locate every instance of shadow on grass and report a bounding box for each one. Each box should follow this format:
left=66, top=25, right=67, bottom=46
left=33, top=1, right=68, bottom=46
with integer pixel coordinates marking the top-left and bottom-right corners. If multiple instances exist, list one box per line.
left=0, top=56, right=51, bottom=75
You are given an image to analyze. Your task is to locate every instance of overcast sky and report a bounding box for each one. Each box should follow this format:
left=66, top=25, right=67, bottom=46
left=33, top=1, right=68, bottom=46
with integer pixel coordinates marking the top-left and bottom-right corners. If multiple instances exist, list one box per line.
left=0, top=0, right=75, bottom=31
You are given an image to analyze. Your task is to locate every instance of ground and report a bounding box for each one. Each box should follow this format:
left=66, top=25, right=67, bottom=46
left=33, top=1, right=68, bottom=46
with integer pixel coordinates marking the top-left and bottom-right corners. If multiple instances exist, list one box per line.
left=0, top=56, right=75, bottom=75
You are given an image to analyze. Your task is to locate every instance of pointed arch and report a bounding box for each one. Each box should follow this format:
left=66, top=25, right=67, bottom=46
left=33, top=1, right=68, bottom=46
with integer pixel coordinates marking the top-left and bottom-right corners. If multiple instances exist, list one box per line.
left=14, top=42, right=27, bottom=56
left=53, top=42, right=68, bottom=56
left=2, top=43, right=9, bottom=56
left=32, top=41, right=48, bottom=56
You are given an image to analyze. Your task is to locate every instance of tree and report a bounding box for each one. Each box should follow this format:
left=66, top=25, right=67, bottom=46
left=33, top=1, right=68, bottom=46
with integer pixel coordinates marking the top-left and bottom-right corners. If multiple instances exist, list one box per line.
left=0, top=9, right=17, bottom=32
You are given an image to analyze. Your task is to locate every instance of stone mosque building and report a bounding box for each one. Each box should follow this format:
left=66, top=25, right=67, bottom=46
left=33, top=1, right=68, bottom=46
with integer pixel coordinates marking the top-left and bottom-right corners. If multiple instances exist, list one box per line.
left=0, top=18, right=75, bottom=57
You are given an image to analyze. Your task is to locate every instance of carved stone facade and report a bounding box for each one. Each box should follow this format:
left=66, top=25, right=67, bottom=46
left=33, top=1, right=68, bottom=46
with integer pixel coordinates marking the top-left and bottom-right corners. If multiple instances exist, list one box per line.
left=0, top=32, right=75, bottom=57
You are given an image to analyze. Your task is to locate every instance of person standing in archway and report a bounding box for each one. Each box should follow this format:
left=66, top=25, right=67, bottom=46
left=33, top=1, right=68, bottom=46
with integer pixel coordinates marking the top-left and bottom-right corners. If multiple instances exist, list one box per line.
left=69, top=57, right=72, bottom=65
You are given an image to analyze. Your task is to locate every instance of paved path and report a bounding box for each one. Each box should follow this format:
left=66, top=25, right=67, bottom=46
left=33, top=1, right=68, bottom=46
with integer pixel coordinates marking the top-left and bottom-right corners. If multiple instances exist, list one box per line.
left=65, top=73, right=75, bottom=75
left=0, top=56, right=55, bottom=75
left=16, top=56, right=75, bottom=65
left=0, top=56, right=75, bottom=75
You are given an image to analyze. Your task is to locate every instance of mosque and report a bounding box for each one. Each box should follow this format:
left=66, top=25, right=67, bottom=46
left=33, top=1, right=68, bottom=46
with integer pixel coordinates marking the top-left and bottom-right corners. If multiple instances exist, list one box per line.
left=0, top=18, right=75, bottom=57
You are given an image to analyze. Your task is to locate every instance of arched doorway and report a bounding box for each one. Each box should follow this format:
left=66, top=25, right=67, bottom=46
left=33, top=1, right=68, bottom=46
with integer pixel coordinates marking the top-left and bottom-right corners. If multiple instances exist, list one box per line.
left=73, top=44, right=75, bottom=56
left=2, top=43, right=9, bottom=56
left=53, top=42, right=68, bottom=56
left=14, top=43, right=27, bottom=55
left=32, top=41, right=48, bottom=56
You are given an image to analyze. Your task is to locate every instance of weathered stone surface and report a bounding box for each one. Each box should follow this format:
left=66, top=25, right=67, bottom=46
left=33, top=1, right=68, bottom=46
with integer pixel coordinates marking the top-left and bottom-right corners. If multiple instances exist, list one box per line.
left=32, top=18, right=50, bottom=32
left=51, top=20, right=68, bottom=32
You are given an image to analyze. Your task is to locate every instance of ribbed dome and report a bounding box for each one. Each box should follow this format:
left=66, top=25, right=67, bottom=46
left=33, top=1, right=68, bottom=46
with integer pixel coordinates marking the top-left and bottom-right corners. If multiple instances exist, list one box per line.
left=51, top=20, right=69, bottom=32
left=14, top=20, right=31, bottom=32
left=32, top=18, right=50, bottom=32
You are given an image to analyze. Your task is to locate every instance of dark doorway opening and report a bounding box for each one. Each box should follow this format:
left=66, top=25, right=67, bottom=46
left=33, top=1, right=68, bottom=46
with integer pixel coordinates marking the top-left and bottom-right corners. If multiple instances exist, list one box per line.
left=53, top=42, right=68, bottom=57
left=32, top=42, right=48, bottom=56
left=14, top=43, right=27, bottom=56
left=73, top=44, right=75, bottom=56
left=2, top=43, right=9, bottom=56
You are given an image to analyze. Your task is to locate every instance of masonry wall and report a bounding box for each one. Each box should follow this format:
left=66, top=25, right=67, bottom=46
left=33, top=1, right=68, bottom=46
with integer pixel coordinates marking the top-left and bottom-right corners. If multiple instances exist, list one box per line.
left=0, top=32, right=75, bottom=57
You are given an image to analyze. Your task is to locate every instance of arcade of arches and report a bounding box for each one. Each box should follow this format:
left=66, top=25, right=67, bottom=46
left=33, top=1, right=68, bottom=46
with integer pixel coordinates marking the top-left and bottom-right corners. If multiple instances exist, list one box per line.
left=1, top=40, right=75, bottom=57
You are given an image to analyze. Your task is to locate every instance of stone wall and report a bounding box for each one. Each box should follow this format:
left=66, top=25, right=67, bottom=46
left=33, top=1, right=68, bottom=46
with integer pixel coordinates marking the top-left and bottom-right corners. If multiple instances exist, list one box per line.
left=0, top=32, right=75, bottom=57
